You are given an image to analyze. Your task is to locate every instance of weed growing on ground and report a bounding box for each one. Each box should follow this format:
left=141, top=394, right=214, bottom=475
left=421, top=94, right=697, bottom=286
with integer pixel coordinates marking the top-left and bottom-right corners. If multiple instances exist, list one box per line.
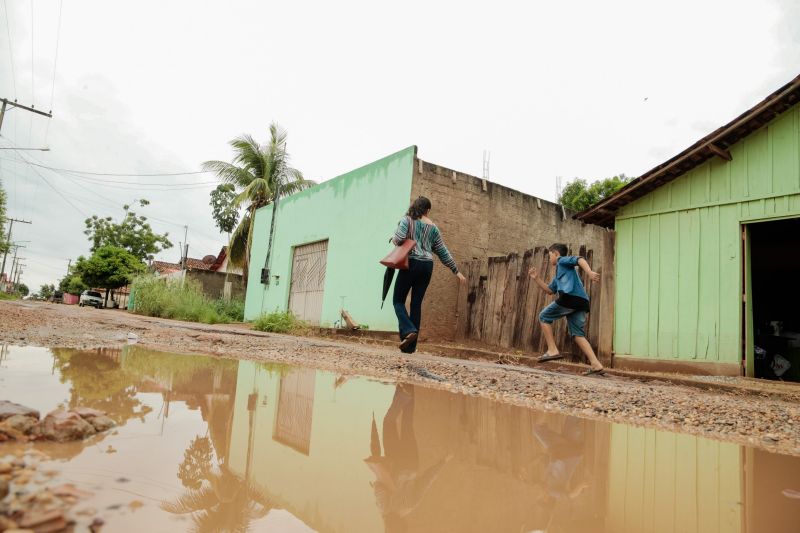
left=252, top=311, right=307, bottom=334
left=131, top=275, right=244, bottom=324
left=0, top=292, right=19, bottom=301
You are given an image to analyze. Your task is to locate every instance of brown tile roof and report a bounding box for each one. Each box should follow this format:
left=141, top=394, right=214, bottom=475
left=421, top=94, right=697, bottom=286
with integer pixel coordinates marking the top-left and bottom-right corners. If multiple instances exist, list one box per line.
left=151, top=261, right=181, bottom=274
left=184, top=257, right=214, bottom=270
left=576, top=72, right=800, bottom=226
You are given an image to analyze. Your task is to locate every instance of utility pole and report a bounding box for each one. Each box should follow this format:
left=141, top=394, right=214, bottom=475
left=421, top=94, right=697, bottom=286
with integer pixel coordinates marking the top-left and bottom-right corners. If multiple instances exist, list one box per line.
left=13, top=264, right=25, bottom=291
left=10, top=258, right=25, bottom=292
left=262, top=181, right=281, bottom=286
left=66, top=259, right=71, bottom=275
left=181, top=225, right=188, bottom=271
left=1, top=218, right=32, bottom=278
left=0, top=98, right=52, bottom=133
left=8, top=244, right=23, bottom=288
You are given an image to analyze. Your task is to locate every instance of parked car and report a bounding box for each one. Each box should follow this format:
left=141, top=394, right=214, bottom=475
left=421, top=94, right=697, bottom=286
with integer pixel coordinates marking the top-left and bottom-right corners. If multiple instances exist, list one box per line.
left=52, top=290, right=64, bottom=304
left=79, top=290, right=104, bottom=308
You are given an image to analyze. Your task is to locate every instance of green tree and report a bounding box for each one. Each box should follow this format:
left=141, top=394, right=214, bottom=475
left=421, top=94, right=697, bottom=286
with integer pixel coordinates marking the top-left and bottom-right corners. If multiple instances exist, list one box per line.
left=84, top=199, right=173, bottom=262
left=60, top=273, right=89, bottom=295
left=558, top=174, right=632, bottom=212
left=209, top=184, right=239, bottom=237
left=73, top=246, right=146, bottom=307
left=16, top=283, right=29, bottom=296
left=202, top=123, right=314, bottom=281
left=39, top=284, right=56, bottom=300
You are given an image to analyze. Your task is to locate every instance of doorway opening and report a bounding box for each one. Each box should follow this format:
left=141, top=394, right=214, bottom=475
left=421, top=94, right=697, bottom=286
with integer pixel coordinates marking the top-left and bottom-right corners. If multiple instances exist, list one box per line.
left=747, top=217, right=800, bottom=382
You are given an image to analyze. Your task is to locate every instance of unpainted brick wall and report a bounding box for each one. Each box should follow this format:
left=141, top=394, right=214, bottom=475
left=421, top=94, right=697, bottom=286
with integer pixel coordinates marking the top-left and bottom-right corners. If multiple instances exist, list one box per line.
left=186, top=269, right=246, bottom=301
left=409, top=158, right=610, bottom=342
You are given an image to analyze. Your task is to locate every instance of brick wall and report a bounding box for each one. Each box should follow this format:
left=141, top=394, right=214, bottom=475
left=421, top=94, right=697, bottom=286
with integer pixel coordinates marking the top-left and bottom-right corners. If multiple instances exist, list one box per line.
left=409, top=158, right=610, bottom=341
left=186, top=269, right=246, bottom=301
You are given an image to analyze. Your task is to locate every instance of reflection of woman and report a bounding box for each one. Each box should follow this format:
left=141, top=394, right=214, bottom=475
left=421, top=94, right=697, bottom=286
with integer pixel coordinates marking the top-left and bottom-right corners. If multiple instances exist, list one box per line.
left=365, top=384, right=450, bottom=532
left=391, top=197, right=465, bottom=354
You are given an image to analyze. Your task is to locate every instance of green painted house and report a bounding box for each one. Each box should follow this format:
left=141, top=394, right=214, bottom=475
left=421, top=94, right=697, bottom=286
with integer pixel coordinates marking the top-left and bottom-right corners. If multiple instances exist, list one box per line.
left=244, top=146, right=417, bottom=330
left=578, top=73, right=800, bottom=380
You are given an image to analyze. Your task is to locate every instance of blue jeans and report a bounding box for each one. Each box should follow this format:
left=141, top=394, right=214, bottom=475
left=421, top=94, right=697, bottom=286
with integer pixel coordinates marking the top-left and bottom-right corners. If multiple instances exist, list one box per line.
left=393, top=258, right=433, bottom=353
left=539, top=302, right=587, bottom=337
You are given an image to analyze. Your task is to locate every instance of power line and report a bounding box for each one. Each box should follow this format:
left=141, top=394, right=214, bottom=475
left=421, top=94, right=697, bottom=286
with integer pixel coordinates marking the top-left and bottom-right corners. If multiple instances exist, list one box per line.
left=57, top=172, right=219, bottom=188
left=2, top=165, right=217, bottom=192
left=29, top=0, right=33, bottom=106
left=2, top=0, right=15, bottom=99
left=0, top=155, right=213, bottom=177
left=27, top=162, right=88, bottom=217
left=45, top=0, right=63, bottom=143
left=1, top=141, right=226, bottom=244
left=48, top=0, right=62, bottom=111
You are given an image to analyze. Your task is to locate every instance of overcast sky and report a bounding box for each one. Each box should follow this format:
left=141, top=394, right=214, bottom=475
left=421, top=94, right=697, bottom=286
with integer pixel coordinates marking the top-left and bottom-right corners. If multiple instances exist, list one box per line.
left=1, top=0, right=798, bottom=290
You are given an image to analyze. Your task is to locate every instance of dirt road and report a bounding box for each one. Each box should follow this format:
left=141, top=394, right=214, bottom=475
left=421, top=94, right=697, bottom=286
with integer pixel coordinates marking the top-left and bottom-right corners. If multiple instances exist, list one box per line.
left=1, top=300, right=799, bottom=456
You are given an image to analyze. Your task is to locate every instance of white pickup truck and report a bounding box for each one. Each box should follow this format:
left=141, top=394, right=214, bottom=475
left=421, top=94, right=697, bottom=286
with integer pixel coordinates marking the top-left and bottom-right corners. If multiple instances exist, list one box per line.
left=79, top=290, right=104, bottom=309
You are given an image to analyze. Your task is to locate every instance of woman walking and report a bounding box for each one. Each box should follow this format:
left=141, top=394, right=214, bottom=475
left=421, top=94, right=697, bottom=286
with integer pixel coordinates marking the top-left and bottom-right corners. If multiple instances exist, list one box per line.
left=391, top=197, right=465, bottom=354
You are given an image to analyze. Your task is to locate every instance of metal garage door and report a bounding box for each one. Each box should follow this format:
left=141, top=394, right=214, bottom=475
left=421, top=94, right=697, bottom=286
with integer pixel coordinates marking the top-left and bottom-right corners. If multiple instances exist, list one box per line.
left=288, top=240, right=328, bottom=325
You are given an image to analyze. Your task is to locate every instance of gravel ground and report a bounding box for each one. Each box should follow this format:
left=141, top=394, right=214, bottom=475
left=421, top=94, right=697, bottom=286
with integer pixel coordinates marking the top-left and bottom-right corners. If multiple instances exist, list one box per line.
left=1, top=300, right=799, bottom=456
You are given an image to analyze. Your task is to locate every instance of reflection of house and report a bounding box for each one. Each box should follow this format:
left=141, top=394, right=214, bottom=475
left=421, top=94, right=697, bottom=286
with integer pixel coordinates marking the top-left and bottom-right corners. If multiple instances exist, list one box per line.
left=226, top=363, right=800, bottom=533
left=229, top=362, right=395, bottom=533
left=273, top=369, right=315, bottom=454
left=149, top=247, right=245, bottom=301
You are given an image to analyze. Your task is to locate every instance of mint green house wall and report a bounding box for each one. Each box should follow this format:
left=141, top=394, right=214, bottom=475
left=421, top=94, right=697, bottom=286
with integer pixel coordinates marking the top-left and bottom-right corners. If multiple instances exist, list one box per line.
left=244, top=147, right=416, bottom=329
left=614, top=103, right=800, bottom=366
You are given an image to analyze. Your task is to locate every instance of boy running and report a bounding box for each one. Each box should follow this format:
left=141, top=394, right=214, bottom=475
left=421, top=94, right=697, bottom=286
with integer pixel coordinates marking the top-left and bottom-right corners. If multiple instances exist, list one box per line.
left=528, top=243, right=605, bottom=376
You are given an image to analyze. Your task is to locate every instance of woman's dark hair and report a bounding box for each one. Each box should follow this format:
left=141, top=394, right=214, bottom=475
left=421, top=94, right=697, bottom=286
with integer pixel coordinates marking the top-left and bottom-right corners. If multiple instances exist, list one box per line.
left=407, top=196, right=432, bottom=219
left=549, top=243, right=569, bottom=256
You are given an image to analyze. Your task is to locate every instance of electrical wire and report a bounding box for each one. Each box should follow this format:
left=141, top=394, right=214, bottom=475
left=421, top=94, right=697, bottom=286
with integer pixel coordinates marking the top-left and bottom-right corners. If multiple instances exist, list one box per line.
left=44, top=0, right=62, bottom=143
left=0, top=156, right=217, bottom=189
left=29, top=0, right=33, bottom=106
left=2, top=0, right=15, bottom=98
left=27, top=162, right=88, bottom=217
left=0, top=156, right=214, bottom=177
left=48, top=0, right=61, bottom=111
left=2, top=140, right=227, bottom=243
left=57, top=172, right=219, bottom=187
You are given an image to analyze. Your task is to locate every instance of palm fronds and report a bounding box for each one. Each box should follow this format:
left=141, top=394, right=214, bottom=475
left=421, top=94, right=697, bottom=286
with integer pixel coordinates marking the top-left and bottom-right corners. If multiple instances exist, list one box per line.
left=202, top=123, right=315, bottom=283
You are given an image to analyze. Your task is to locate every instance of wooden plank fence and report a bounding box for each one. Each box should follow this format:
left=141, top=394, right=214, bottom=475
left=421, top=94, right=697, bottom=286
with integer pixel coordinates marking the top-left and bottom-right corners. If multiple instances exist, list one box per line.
left=455, top=232, right=615, bottom=366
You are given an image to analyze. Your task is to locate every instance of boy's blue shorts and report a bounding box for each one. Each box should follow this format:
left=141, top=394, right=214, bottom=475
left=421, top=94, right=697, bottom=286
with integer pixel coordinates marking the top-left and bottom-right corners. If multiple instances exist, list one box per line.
left=538, top=302, right=586, bottom=337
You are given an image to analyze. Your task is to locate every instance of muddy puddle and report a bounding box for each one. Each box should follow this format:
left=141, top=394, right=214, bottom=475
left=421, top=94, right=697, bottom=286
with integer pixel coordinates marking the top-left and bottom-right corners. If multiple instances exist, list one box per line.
left=1, top=345, right=799, bottom=532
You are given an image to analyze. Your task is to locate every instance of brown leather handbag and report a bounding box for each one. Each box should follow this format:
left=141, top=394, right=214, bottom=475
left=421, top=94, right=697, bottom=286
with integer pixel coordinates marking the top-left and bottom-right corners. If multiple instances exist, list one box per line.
left=380, top=216, right=417, bottom=270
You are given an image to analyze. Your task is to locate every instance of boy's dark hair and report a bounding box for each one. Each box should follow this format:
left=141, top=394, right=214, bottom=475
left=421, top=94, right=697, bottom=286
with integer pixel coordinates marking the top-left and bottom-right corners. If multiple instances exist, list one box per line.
left=549, top=243, right=568, bottom=256
left=407, top=196, right=432, bottom=219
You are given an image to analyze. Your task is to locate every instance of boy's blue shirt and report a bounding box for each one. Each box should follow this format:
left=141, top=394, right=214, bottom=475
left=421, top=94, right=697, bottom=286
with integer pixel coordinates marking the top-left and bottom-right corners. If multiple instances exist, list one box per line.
left=548, top=256, right=589, bottom=301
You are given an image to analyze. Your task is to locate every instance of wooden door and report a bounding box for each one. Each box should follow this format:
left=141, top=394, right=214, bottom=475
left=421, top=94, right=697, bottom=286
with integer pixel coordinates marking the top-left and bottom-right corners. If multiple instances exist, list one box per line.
left=288, top=240, right=328, bottom=325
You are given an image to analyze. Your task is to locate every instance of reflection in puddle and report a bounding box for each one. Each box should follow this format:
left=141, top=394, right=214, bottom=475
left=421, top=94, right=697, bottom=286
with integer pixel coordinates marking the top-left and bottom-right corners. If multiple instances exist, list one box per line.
left=0, top=345, right=798, bottom=532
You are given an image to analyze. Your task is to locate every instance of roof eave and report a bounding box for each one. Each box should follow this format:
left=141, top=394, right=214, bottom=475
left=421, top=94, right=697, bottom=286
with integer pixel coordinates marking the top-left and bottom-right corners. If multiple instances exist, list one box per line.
left=575, top=73, right=800, bottom=226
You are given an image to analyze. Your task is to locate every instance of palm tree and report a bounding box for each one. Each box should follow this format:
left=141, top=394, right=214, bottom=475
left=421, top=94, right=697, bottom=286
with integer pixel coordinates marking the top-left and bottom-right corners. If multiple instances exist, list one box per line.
left=203, top=123, right=314, bottom=281
left=162, top=465, right=273, bottom=533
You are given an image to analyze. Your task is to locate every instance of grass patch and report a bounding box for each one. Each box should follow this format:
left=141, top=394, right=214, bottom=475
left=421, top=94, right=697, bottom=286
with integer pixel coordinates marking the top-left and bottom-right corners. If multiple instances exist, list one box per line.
left=252, top=311, right=308, bottom=334
left=131, top=275, right=244, bottom=324
left=0, top=292, right=19, bottom=301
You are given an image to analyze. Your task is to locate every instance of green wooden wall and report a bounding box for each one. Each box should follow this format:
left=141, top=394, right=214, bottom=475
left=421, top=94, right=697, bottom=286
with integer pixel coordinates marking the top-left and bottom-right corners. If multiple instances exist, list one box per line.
left=605, top=423, right=742, bottom=533
left=615, top=103, right=800, bottom=363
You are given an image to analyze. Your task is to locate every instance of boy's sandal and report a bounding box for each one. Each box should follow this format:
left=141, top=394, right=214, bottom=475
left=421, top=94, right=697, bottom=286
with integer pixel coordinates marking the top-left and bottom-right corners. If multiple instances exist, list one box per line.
left=399, top=332, right=418, bottom=351
left=583, top=368, right=605, bottom=376
left=538, top=353, right=564, bottom=363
